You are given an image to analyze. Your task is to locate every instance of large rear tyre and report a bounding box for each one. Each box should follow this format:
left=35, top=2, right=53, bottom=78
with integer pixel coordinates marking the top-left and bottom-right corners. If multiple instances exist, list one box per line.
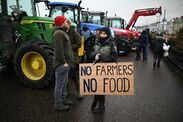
left=14, top=39, right=54, bottom=88
left=116, top=37, right=131, bottom=55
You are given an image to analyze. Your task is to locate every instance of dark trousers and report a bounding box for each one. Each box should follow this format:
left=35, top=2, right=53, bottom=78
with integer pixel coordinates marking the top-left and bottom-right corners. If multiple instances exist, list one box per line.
left=92, top=95, right=105, bottom=108
left=136, top=45, right=147, bottom=60
left=153, top=53, right=163, bottom=65
left=68, top=65, right=80, bottom=96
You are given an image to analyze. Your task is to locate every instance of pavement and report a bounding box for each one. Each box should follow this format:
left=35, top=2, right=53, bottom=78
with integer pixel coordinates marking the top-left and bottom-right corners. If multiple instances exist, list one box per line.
left=0, top=52, right=183, bottom=122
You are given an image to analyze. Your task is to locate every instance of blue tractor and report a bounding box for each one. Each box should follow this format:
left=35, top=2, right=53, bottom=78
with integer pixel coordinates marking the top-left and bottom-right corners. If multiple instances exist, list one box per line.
left=47, top=1, right=105, bottom=35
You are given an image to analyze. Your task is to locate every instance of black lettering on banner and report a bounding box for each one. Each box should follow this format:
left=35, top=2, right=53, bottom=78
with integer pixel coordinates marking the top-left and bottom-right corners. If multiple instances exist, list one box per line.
left=128, top=64, right=133, bottom=75
left=117, top=78, right=123, bottom=92
left=109, top=78, right=116, bottom=92
left=107, top=65, right=113, bottom=75
left=83, top=78, right=97, bottom=92
left=112, top=65, right=118, bottom=75
left=96, top=65, right=101, bottom=76
left=123, top=78, right=130, bottom=92
left=103, top=78, right=109, bottom=92
left=118, top=65, right=123, bottom=75
left=100, top=66, right=107, bottom=75
left=123, top=65, right=128, bottom=75
left=81, top=66, right=92, bottom=76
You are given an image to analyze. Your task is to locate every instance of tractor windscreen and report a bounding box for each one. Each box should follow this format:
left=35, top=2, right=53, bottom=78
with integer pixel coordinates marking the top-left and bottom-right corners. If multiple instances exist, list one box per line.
left=90, top=15, right=101, bottom=25
left=50, top=6, right=77, bottom=23
left=7, top=0, right=33, bottom=16
left=109, top=19, right=123, bottom=28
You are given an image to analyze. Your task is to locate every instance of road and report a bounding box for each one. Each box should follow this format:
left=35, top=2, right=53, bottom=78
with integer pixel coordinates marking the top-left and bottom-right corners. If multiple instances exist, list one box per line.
left=0, top=52, right=183, bottom=122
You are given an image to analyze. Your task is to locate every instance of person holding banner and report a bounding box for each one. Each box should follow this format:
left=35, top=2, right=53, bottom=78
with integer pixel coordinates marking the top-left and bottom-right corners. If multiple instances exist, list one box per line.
left=90, top=27, right=117, bottom=113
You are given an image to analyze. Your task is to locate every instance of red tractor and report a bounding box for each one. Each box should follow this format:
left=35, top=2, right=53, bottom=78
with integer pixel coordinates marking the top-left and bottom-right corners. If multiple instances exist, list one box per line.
left=107, top=7, right=162, bottom=54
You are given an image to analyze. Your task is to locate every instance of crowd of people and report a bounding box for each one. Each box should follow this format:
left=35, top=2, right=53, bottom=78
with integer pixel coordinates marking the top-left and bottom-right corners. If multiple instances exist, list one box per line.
left=52, top=16, right=117, bottom=113
left=135, top=29, right=170, bottom=69
left=52, top=15, right=170, bottom=113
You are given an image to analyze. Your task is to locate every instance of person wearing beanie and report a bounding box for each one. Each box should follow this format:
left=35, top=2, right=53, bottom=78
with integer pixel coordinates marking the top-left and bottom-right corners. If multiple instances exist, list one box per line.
left=90, top=27, right=117, bottom=113
left=52, top=16, right=74, bottom=111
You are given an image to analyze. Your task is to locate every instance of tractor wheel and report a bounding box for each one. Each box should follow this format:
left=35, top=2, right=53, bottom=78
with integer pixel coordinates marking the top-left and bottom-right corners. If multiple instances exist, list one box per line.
left=116, top=37, right=131, bottom=55
left=14, top=39, right=54, bottom=88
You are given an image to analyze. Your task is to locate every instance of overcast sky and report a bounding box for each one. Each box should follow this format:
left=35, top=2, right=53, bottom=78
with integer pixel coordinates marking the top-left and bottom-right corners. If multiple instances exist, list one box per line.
left=41, top=0, right=183, bottom=26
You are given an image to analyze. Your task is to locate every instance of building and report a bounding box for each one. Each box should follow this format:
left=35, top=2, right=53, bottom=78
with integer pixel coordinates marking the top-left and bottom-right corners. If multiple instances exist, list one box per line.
left=136, top=16, right=183, bottom=35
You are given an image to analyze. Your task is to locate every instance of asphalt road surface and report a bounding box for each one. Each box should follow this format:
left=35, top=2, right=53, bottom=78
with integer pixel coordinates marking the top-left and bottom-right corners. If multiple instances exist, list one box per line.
left=0, top=52, right=183, bottom=122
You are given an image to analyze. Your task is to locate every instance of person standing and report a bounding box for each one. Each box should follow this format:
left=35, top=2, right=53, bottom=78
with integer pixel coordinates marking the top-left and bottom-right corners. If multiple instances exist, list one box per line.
left=135, top=30, right=148, bottom=61
left=90, top=27, right=117, bottom=113
left=66, top=19, right=83, bottom=99
left=52, top=16, right=74, bottom=111
left=152, top=34, right=165, bottom=68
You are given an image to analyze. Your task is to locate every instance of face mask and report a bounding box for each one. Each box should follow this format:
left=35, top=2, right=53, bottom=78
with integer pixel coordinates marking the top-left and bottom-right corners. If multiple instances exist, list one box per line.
left=99, top=37, right=109, bottom=44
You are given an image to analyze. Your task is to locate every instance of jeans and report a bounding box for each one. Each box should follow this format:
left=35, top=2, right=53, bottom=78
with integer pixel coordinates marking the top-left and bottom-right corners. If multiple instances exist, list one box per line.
left=54, top=64, right=70, bottom=106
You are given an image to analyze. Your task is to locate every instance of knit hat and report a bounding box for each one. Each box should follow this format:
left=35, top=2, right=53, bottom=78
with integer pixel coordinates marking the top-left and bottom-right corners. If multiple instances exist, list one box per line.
left=54, top=16, right=66, bottom=26
left=100, top=27, right=111, bottom=37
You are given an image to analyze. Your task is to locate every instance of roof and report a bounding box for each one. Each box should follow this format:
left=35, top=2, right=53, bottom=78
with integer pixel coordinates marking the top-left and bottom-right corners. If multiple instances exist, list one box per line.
left=107, top=17, right=123, bottom=20
left=48, top=2, right=78, bottom=7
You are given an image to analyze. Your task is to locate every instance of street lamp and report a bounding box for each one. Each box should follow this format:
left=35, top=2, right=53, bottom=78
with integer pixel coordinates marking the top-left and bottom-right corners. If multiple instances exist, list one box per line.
left=162, top=9, right=167, bottom=33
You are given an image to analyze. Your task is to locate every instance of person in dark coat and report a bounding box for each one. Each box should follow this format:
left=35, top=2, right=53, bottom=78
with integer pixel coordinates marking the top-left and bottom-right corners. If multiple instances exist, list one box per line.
left=52, top=16, right=74, bottom=111
left=90, top=27, right=117, bottom=113
left=66, top=19, right=83, bottom=99
left=135, top=30, right=148, bottom=61
left=152, top=35, right=165, bottom=68
left=84, top=28, right=102, bottom=63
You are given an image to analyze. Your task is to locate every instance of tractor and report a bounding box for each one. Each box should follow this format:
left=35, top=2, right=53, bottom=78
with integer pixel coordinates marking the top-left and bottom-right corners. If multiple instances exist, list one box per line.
left=106, top=7, right=162, bottom=54
left=0, top=0, right=103, bottom=88
left=0, top=0, right=56, bottom=88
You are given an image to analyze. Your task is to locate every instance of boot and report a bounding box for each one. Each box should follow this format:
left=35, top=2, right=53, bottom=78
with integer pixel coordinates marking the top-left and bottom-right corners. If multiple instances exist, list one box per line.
left=157, top=64, right=160, bottom=68
left=91, top=95, right=98, bottom=112
left=63, top=98, right=73, bottom=105
left=91, top=102, right=97, bottom=112
left=153, top=63, right=156, bottom=69
left=54, top=104, right=70, bottom=111
left=93, top=104, right=105, bottom=113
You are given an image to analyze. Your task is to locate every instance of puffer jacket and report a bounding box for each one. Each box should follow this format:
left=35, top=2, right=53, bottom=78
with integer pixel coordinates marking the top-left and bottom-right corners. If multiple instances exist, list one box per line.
left=90, top=38, right=117, bottom=63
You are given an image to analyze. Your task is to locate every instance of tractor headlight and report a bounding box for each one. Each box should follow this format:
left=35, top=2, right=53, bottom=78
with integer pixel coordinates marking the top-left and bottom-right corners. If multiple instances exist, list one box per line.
left=13, top=12, right=18, bottom=17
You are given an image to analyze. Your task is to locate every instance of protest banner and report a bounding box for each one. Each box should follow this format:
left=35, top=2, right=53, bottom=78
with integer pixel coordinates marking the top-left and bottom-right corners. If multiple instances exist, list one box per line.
left=79, top=62, right=134, bottom=95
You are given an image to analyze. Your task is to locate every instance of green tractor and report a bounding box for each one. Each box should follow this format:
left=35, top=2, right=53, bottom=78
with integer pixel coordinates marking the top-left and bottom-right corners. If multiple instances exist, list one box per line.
left=0, top=0, right=55, bottom=88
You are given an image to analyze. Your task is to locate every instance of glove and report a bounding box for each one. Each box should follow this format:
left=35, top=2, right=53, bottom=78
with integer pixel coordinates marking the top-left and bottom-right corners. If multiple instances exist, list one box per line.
left=95, top=54, right=100, bottom=61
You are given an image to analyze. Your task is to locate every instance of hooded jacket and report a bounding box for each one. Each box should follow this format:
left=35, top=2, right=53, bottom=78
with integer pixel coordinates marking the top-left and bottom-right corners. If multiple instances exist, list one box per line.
left=139, top=30, right=148, bottom=46
left=52, top=25, right=74, bottom=69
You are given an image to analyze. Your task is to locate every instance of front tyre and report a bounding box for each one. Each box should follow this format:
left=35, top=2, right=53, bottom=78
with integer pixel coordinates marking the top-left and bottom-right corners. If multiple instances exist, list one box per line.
left=14, top=39, right=54, bottom=88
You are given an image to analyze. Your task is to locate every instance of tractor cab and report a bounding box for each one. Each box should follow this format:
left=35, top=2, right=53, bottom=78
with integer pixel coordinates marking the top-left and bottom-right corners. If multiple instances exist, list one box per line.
left=48, top=1, right=105, bottom=34
left=81, top=11, right=106, bottom=25
left=106, top=17, right=124, bottom=29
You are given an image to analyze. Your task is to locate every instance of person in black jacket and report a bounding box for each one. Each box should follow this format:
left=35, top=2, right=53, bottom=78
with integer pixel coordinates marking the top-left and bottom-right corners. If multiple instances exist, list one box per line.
left=89, top=27, right=117, bottom=113
left=135, top=30, right=148, bottom=61
left=152, top=35, right=165, bottom=68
